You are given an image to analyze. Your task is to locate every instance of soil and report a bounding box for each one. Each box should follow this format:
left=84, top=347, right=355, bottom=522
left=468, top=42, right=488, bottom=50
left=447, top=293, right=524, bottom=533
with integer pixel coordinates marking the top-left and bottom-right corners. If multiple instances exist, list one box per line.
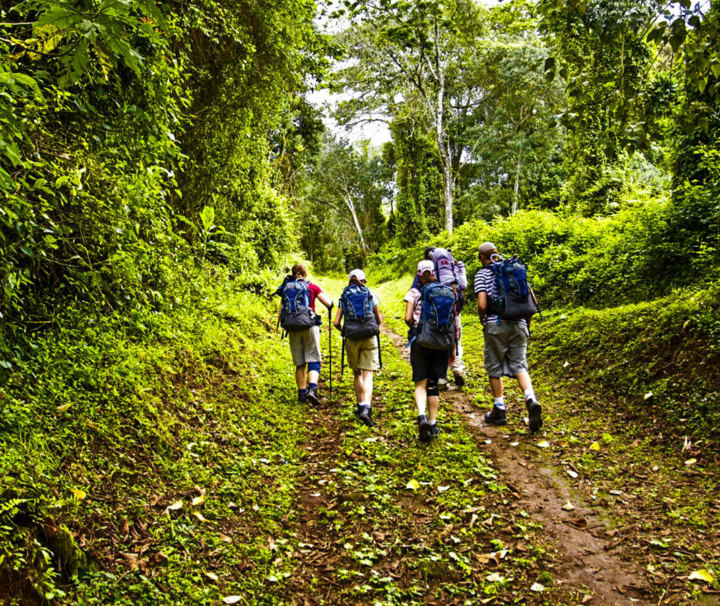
left=383, top=326, right=655, bottom=606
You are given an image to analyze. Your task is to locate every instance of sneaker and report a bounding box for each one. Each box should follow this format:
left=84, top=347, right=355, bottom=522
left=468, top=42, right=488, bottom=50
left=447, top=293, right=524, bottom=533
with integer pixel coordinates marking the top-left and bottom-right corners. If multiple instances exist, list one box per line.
left=429, top=423, right=440, bottom=439
left=298, top=392, right=307, bottom=403
left=484, top=405, right=507, bottom=426
left=417, top=414, right=432, bottom=443
left=453, top=373, right=465, bottom=387
left=526, top=398, right=543, bottom=433
left=355, top=405, right=373, bottom=427
left=306, top=385, right=320, bottom=406
left=437, top=380, right=449, bottom=392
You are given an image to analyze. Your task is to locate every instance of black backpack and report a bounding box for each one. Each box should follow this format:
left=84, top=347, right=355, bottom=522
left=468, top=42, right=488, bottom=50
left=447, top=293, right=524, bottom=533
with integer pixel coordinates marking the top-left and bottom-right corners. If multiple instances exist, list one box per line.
left=339, top=284, right=379, bottom=341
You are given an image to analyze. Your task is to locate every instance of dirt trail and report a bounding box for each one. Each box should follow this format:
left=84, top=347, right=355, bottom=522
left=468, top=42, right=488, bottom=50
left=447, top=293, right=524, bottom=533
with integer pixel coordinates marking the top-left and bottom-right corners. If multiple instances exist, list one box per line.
left=384, top=325, right=654, bottom=605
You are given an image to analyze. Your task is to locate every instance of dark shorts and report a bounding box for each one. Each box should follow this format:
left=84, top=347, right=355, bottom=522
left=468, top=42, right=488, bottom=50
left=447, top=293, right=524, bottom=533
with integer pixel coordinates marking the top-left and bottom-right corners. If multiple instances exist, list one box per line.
left=410, top=342, right=449, bottom=384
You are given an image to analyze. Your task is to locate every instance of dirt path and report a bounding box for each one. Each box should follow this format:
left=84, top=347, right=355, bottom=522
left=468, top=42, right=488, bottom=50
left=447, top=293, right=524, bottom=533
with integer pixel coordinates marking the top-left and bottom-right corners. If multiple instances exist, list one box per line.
left=383, top=325, right=654, bottom=605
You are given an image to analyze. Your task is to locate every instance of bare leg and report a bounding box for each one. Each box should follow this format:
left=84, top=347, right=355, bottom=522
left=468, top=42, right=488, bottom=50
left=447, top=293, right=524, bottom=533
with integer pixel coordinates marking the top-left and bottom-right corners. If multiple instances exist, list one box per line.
left=428, top=395, right=439, bottom=422
left=489, top=376, right=504, bottom=398
left=296, top=366, right=307, bottom=390
left=353, top=370, right=363, bottom=402
left=516, top=371, right=533, bottom=393
left=362, top=370, right=374, bottom=403
left=414, top=380, right=428, bottom=415
left=308, top=369, right=319, bottom=385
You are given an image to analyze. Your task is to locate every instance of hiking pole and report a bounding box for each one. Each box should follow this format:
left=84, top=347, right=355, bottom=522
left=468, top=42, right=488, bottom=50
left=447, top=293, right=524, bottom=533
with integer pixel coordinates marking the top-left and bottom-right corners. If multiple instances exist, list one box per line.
left=341, top=337, right=345, bottom=378
left=328, top=305, right=333, bottom=397
left=377, top=333, right=383, bottom=370
left=529, top=286, right=543, bottom=319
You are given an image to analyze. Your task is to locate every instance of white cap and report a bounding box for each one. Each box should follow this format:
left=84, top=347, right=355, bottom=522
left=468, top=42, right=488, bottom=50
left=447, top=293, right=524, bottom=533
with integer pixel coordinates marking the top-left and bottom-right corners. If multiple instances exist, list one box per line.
left=417, top=260, right=435, bottom=275
left=349, top=268, right=366, bottom=282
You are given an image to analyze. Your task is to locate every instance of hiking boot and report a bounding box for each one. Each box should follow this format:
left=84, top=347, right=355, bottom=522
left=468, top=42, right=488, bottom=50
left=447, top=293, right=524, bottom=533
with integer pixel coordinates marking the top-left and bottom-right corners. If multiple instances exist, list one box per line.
left=453, top=373, right=465, bottom=387
left=355, top=405, right=374, bottom=428
left=484, top=405, right=507, bottom=426
left=298, top=392, right=307, bottom=403
left=417, top=414, right=432, bottom=443
left=438, top=380, right=449, bottom=392
left=526, top=398, right=543, bottom=433
left=429, top=423, right=440, bottom=439
left=306, top=385, right=320, bottom=406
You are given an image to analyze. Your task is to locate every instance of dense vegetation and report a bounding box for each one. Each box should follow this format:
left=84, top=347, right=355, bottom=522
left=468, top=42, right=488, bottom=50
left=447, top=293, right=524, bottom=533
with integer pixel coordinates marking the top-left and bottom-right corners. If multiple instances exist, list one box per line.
left=2, top=0, right=720, bottom=603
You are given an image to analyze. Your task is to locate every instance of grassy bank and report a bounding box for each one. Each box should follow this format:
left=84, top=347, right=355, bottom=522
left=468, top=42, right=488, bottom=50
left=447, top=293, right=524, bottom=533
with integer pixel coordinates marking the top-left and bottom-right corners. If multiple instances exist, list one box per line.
left=0, top=274, right=309, bottom=604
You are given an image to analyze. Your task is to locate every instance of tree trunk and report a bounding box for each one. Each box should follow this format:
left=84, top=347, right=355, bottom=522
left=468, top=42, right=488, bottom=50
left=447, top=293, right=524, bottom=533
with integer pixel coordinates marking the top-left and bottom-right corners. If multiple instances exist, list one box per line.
left=433, top=22, right=453, bottom=234
left=512, top=149, right=523, bottom=215
left=343, top=194, right=369, bottom=253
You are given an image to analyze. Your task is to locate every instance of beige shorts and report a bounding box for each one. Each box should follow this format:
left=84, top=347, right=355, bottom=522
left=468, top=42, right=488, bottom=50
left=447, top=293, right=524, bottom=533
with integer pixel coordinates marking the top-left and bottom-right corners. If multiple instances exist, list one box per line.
left=345, top=337, right=380, bottom=372
left=288, top=326, right=322, bottom=367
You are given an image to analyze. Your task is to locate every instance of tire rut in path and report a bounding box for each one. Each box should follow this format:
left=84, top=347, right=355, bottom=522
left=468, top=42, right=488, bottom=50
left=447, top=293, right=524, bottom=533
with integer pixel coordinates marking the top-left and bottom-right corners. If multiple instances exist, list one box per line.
left=382, top=325, right=653, bottom=606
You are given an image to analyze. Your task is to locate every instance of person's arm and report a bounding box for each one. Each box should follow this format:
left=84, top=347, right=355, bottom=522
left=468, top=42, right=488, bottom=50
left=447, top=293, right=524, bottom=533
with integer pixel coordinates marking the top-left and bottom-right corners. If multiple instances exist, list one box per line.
left=317, top=291, right=333, bottom=310
left=477, top=292, right=488, bottom=321
left=373, top=304, right=383, bottom=325
left=404, top=300, right=415, bottom=328
left=333, top=306, right=343, bottom=332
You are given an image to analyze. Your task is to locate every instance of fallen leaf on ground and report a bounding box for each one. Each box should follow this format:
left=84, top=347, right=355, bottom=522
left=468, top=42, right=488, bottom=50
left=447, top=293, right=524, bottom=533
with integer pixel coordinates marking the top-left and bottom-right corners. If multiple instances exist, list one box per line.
left=567, top=469, right=579, bottom=479
left=568, top=518, right=588, bottom=528
left=192, top=512, right=207, bottom=522
left=582, top=595, right=593, bottom=604
left=70, top=489, right=86, bottom=500
left=406, top=479, right=420, bottom=490
left=530, top=583, right=545, bottom=592
left=510, top=442, right=519, bottom=447
left=56, top=404, right=72, bottom=413
left=537, top=441, right=550, bottom=448
left=688, top=570, right=715, bottom=583
left=563, top=361, right=569, bottom=368
left=644, top=392, right=653, bottom=400
left=485, top=572, right=504, bottom=583
left=562, top=500, right=575, bottom=511
left=590, top=442, right=601, bottom=451
left=222, top=597, right=242, bottom=605
left=438, top=485, right=450, bottom=492
left=166, top=500, right=183, bottom=512
left=205, top=572, right=219, bottom=581
left=684, top=458, right=697, bottom=466
left=192, top=496, right=205, bottom=506
left=218, top=533, right=232, bottom=543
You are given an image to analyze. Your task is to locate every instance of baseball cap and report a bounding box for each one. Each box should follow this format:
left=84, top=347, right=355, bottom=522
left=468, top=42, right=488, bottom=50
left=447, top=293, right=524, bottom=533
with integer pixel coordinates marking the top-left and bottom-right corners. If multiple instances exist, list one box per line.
left=478, top=242, right=498, bottom=257
left=348, top=268, right=366, bottom=282
left=417, top=260, right=435, bottom=275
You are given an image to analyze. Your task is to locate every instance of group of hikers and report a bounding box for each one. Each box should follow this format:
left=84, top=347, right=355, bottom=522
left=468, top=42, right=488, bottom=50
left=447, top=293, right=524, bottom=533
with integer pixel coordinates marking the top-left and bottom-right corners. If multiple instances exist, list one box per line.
left=275, top=243, right=543, bottom=443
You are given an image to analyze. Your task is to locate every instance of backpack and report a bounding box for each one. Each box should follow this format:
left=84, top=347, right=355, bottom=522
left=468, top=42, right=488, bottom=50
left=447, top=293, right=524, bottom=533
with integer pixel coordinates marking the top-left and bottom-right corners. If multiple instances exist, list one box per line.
left=339, top=284, right=379, bottom=341
left=431, top=248, right=459, bottom=287
left=416, top=282, right=457, bottom=351
left=488, top=256, right=537, bottom=321
left=280, top=280, right=317, bottom=332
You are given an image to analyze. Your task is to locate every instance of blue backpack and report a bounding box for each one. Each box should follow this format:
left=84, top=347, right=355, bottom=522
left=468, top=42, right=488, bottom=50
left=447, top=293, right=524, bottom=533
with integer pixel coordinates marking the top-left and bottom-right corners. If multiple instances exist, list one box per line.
left=416, top=282, right=456, bottom=351
left=489, top=256, right=537, bottom=321
left=340, top=284, right=379, bottom=341
left=280, top=280, right=317, bottom=332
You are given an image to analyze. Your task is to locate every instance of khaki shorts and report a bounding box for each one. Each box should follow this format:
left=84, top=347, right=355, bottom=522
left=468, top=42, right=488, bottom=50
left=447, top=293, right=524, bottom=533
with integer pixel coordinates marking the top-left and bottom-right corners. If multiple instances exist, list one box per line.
left=345, top=337, right=380, bottom=372
left=288, top=326, right=322, bottom=367
left=483, top=321, right=529, bottom=378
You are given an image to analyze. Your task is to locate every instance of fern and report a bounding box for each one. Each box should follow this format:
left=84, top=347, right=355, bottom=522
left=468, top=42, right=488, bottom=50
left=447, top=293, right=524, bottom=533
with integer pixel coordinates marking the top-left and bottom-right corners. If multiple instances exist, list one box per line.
left=0, top=498, right=28, bottom=524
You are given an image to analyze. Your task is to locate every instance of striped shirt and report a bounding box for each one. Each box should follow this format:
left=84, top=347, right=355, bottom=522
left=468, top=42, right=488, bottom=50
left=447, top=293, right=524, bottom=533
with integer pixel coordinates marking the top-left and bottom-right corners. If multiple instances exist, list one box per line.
left=474, top=266, right=526, bottom=325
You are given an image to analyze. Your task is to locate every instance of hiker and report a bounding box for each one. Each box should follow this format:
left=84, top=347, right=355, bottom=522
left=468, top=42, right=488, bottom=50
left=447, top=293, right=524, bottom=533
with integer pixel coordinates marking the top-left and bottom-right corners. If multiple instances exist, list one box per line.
left=277, top=264, right=333, bottom=405
left=409, top=247, right=467, bottom=387
left=474, top=242, right=543, bottom=432
left=333, top=269, right=383, bottom=427
left=404, top=260, right=457, bottom=443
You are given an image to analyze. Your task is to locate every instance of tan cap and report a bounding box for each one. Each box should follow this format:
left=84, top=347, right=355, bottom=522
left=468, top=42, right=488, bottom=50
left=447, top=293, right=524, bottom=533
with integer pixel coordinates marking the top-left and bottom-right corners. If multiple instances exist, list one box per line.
left=478, top=242, right=498, bottom=257
left=349, top=268, right=366, bottom=282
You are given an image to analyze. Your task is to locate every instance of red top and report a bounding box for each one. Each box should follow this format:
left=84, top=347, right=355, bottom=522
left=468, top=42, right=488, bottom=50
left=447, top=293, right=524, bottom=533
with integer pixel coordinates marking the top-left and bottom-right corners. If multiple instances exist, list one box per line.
left=306, top=282, right=323, bottom=311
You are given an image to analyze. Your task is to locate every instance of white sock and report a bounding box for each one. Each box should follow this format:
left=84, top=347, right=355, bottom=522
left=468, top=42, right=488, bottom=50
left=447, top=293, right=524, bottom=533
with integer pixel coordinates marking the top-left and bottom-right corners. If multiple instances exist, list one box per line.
left=494, top=397, right=505, bottom=409
left=418, top=403, right=426, bottom=416
left=524, top=388, right=536, bottom=401
left=429, top=419, right=437, bottom=426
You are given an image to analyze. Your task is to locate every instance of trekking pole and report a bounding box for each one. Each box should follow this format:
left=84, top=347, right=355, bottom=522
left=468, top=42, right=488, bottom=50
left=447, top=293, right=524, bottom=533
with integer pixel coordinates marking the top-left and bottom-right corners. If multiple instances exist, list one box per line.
left=341, top=337, right=345, bottom=378
left=328, top=306, right=333, bottom=397
left=529, top=287, right=543, bottom=319
left=377, top=333, right=383, bottom=370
